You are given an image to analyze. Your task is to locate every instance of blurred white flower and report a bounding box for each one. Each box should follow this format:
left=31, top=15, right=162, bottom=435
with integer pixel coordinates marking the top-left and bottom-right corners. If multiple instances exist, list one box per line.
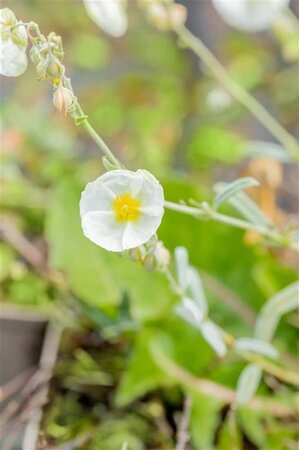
left=83, top=0, right=128, bottom=37
left=212, top=0, right=290, bottom=32
left=80, top=169, right=164, bottom=252
left=0, top=8, right=28, bottom=77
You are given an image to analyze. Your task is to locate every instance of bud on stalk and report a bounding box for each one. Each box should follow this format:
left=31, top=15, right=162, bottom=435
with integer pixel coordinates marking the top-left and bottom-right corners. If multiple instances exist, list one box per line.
left=53, top=86, right=74, bottom=115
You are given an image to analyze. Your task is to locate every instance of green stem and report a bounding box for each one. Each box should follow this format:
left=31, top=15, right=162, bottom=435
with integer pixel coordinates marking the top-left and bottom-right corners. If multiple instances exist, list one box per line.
left=175, top=26, right=298, bottom=161
left=80, top=118, right=122, bottom=169
left=238, top=351, right=299, bottom=387
left=64, top=78, right=122, bottom=169
left=164, top=200, right=297, bottom=251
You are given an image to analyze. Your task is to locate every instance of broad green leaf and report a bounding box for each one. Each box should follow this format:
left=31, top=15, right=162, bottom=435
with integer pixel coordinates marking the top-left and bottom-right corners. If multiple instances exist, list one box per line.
left=115, top=329, right=170, bottom=407
left=213, top=177, right=259, bottom=209
left=189, top=392, right=223, bottom=450
left=234, top=338, right=278, bottom=359
left=238, top=407, right=267, bottom=448
left=236, top=364, right=262, bottom=405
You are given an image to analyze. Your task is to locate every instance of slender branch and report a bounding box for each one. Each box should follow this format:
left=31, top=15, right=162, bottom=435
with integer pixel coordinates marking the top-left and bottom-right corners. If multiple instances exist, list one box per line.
left=164, top=200, right=298, bottom=252
left=153, top=348, right=298, bottom=418
left=174, top=25, right=298, bottom=161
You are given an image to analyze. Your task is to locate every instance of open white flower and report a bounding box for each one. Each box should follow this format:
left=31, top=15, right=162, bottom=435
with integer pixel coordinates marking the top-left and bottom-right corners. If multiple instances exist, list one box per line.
left=0, top=8, right=28, bottom=77
left=80, top=169, right=164, bottom=252
left=212, top=0, right=289, bottom=32
left=83, top=0, right=128, bottom=37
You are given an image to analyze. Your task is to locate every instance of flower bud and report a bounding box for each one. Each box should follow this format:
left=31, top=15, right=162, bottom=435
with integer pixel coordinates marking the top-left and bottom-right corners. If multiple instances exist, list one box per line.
left=146, top=2, right=187, bottom=31
left=0, top=8, right=17, bottom=27
left=143, top=253, right=156, bottom=271
left=45, top=57, right=63, bottom=78
left=53, top=86, right=74, bottom=115
left=11, top=24, right=28, bottom=47
left=154, top=241, right=170, bottom=271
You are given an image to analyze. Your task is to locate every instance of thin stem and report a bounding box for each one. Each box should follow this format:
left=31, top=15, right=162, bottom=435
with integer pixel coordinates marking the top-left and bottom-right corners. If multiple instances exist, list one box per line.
left=63, top=78, right=122, bottom=169
left=153, top=348, right=297, bottom=417
left=164, top=200, right=298, bottom=252
left=237, top=351, right=299, bottom=387
left=175, top=26, right=298, bottom=161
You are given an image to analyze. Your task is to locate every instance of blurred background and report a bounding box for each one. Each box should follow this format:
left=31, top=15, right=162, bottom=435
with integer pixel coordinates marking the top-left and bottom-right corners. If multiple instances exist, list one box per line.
left=0, top=1, right=298, bottom=449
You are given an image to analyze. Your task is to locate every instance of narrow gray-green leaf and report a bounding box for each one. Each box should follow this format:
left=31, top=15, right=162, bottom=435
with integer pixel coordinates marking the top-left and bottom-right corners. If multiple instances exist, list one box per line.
left=246, top=141, right=291, bottom=163
left=215, top=183, right=273, bottom=227
left=234, top=338, right=278, bottom=359
left=175, top=297, right=204, bottom=327
left=175, top=246, right=189, bottom=290
left=236, top=364, right=262, bottom=405
left=187, top=267, right=208, bottom=315
left=213, top=177, right=259, bottom=209
left=254, top=281, right=299, bottom=341
left=199, top=320, right=227, bottom=357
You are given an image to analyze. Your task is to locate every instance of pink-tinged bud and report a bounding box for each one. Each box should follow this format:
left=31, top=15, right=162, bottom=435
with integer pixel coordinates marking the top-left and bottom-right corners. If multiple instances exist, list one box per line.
left=146, top=3, right=187, bottom=31
left=53, top=86, right=74, bottom=115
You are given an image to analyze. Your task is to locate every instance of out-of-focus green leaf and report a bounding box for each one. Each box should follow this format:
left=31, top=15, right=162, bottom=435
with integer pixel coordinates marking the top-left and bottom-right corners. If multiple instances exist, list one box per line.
left=238, top=407, right=266, bottom=448
left=69, top=33, right=110, bottom=70
left=115, top=328, right=170, bottom=407
left=189, top=391, right=223, bottom=450
left=187, top=126, right=245, bottom=167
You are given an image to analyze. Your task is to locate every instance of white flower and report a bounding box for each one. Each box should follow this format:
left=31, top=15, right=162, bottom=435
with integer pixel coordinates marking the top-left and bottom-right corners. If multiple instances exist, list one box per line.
left=0, top=8, right=28, bottom=77
left=212, top=0, right=289, bottom=33
left=83, top=0, right=128, bottom=37
left=80, top=169, right=164, bottom=252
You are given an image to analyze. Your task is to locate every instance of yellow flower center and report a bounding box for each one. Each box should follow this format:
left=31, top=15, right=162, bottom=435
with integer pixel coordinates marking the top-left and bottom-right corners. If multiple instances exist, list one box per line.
left=113, top=193, right=141, bottom=223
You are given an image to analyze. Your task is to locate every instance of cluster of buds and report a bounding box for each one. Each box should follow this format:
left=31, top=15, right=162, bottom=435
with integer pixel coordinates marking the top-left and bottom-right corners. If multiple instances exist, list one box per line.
left=128, top=236, right=170, bottom=272
left=29, top=31, right=64, bottom=82
left=29, top=29, right=75, bottom=115
left=139, top=0, right=187, bottom=31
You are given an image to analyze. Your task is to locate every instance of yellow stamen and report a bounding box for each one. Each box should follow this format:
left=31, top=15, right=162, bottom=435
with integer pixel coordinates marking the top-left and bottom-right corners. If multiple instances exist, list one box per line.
left=113, top=193, right=141, bottom=223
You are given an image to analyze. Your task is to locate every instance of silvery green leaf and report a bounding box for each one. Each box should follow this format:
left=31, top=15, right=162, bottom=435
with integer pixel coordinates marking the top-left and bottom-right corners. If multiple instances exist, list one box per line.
left=175, top=246, right=189, bottom=290
left=199, top=320, right=227, bottom=357
left=176, top=297, right=204, bottom=326
left=254, top=315, right=279, bottom=342
left=213, top=177, right=259, bottom=209
left=234, top=338, right=278, bottom=359
left=246, top=141, right=291, bottom=163
left=187, top=267, right=208, bottom=315
left=236, top=364, right=262, bottom=405
left=215, top=183, right=273, bottom=227
left=254, top=282, right=299, bottom=341
left=260, top=281, right=299, bottom=317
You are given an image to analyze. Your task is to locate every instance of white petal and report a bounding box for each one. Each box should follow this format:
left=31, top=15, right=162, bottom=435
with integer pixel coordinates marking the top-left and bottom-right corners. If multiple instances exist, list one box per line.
left=0, top=38, right=27, bottom=77
left=80, top=178, right=115, bottom=217
left=136, top=169, right=164, bottom=211
left=100, top=169, right=144, bottom=197
left=83, top=0, right=128, bottom=37
left=122, top=212, right=163, bottom=249
left=212, top=0, right=289, bottom=32
left=81, top=210, right=125, bottom=252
